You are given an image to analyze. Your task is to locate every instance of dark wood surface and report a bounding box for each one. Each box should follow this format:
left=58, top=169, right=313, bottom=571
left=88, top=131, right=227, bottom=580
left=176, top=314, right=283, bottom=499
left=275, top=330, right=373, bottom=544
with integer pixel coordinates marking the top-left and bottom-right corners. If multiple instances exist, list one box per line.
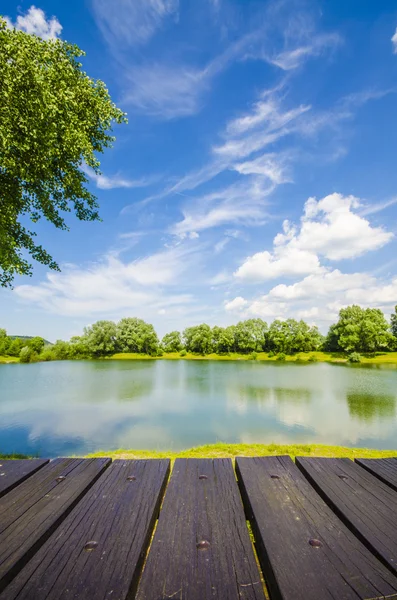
left=1, top=456, right=397, bottom=600
left=136, top=458, right=265, bottom=600
left=0, top=459, right=49, bottom=498
left=236, top=455, right=397, bottom=600
left=0, top=459, right=170, bottom=600
left=356, top=457, right=397, bottom=492
left=0, top=458, right=110, bottom=593
left=296, top=457, right=397, bottom=575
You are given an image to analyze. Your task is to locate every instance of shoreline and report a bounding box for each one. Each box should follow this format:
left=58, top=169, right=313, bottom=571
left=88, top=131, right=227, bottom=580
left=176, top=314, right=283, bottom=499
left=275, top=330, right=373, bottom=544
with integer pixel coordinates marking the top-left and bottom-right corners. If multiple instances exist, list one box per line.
left=3, top=351, right=397, bottom=365
left=3, top=443, right=397, bottom=461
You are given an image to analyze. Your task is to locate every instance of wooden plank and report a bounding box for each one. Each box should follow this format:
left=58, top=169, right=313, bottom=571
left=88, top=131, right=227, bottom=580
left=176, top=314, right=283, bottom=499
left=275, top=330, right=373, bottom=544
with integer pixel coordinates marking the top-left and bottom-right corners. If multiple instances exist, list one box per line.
left=0, top=459, right=49, bottom=498
left=136, top=458, right=265, bottom=600
left=236, top=455, right=397, bottom=600
left=296, top=457, right=397, bottom=575
left=356, top=457, right=397, bottom=492
left=0, top=457, right=110, bottom=593
left=0, top=459, right=170, bottom=600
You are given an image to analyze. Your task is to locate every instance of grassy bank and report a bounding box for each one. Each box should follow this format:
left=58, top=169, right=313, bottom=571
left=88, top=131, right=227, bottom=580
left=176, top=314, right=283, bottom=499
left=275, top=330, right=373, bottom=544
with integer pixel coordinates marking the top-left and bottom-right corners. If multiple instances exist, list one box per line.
left=3, top=351, right=397, bottom=365
left=0, top=355, right=19, bottom=364
left=87, top=442, right=397, bottom=461
left=109, top=351, right=397, bottom=365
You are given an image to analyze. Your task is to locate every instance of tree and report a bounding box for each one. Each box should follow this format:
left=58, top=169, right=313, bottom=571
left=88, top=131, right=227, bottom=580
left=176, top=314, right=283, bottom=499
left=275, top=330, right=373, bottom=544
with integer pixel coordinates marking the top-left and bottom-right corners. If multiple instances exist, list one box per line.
left=116, top=318, right=159, bottom=355
left=7, top=337, right=24, bottom=357
left=28, top=336, right=45, bottom=354
left=83, top=320, right=117, bottom=357
left=212, top=326, right=236, bottom=354
left=19, top=346, right=36, bottom=363
left=331, top=305, right=393, bottom=353
left=234, top=319, right=268, bottom=353
left=161, top=331, right=183, bottom=353
left=183, top=324, right=213, bottom=355
left=0, top=19, right=127, bottom=287
left=391, top=306, right=397, bottom=343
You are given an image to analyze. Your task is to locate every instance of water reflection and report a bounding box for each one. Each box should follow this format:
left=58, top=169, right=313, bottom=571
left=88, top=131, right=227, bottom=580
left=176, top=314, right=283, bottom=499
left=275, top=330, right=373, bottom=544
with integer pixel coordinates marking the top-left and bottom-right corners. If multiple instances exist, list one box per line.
left=347, top=394, right=396, bottom=422
left=0, top=360, right=397, bottom=455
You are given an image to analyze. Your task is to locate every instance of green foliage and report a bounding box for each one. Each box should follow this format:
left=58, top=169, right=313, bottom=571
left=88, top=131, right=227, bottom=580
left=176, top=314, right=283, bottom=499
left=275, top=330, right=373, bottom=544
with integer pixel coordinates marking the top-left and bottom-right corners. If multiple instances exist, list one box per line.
left=7, top=338, right=24, bottom=356
left=391, top=306, right=397, bottom=343
left=276, top=352, right=286, bottom=361
left=180, top=349, right=187, bottom=357
left=116, top=318, right=159, bottom=355
left=348, top=352, right=361, bottom=363
left=0, top=19, right=127, bottom=287
left=161, top=331, right=182, bottom=353
left=28, top=336, right=45, bottom=354
left=323, top=323, right=341, bottom=352
left=268, top=319, right=323, bottom=354
left=267, top=350, right=275, bottom=358
left=183, top=324, right=213, bottom=355
left=249, top=351, right=258, bottom=360
left=19, top=346, right=36, bottom=363
left=234, top=319, right=268, bottom=353
left=332, top=306, right=393, bottom=353
left=83, top=320, right=117, bottom=357
left=211, top=325, right=236, bottom=354
left=308, top=354, right=318, bottom=362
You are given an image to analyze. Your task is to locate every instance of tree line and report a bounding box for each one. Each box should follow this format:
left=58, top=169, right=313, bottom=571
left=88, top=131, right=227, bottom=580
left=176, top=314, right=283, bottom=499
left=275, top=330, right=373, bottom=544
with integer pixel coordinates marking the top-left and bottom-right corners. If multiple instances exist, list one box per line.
left=1, top=305, right=397, bottom=363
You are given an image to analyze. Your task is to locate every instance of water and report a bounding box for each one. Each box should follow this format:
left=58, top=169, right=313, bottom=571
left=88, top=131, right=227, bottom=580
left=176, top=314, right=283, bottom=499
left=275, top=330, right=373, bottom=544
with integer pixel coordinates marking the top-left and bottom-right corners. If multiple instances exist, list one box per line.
left=0, top=360, right=397, bottom=456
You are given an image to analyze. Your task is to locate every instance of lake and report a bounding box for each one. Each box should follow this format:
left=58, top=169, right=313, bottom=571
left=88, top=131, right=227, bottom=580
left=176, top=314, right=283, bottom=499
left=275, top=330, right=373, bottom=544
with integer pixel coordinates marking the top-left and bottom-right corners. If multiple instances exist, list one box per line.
left=1, top=360, right=397, bottom=456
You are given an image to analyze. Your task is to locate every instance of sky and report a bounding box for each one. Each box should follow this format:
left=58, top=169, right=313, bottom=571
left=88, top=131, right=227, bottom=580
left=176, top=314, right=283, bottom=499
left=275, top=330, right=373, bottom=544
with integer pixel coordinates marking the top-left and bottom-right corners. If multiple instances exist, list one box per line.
left=1, top=0, right=397, bottom=342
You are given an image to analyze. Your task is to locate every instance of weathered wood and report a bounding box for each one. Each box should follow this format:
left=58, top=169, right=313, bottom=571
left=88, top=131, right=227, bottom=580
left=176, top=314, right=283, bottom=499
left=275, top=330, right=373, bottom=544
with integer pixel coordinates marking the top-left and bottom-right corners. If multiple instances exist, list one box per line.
left=0, top=459, right=49, bottom=498
left=136, top=458, right=265, bottom=600
left=356, top=457, right=397, bottom=492
left=296, top=456, right=397, bottom=575
left=0, top=457, right=110, bottom=593
left=0, top=459, right=170, bottom=600
left=236, top=455, right=397, bottom=600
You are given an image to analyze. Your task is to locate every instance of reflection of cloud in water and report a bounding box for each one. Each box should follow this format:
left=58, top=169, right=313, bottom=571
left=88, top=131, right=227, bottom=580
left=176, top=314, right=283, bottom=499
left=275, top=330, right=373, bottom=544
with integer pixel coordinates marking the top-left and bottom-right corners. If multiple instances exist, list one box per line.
left=1, top=360, right=397, bottom=453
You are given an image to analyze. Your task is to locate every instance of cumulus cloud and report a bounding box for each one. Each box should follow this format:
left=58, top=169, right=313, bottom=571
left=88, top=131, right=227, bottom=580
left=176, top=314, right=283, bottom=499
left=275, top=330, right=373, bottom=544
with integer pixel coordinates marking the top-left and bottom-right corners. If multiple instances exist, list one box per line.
left=3, top=5, right=62, bottom=39
left=226, top=269, right=397, bottom=327
left=235, top=193, right=393, bottom=283
left=92, top=0, right=178, bottom=47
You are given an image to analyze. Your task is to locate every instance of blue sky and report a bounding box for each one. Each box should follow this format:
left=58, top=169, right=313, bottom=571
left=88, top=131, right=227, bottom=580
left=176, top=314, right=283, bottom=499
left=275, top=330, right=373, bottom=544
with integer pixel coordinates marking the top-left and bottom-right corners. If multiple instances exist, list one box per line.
left=1, top=0, right=397, bottom=341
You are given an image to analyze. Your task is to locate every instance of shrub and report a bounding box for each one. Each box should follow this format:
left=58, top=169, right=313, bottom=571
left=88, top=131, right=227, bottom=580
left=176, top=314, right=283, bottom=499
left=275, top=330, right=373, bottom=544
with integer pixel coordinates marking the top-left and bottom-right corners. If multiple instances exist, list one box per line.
left=19, top=346, right=36, bottom=363
left=276, top=352, right=286, bottom=361
left=156, top=348, right=164, bottom=357
left=39, top=349, right=56, bottom=362
left=249, top=351, right=258, bottom=360
left=348, top=352, right=361, bottom=363
left=308, top=354, right=318, bottom=362
left=268, top=350, right=275, bottom=358
left=180, top=349, right=187, bottom=357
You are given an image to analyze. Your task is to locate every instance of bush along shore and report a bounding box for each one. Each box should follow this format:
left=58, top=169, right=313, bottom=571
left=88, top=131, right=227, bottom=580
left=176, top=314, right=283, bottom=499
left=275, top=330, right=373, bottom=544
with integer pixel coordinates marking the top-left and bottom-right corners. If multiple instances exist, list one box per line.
left=1, top=304, right=397, bottom=364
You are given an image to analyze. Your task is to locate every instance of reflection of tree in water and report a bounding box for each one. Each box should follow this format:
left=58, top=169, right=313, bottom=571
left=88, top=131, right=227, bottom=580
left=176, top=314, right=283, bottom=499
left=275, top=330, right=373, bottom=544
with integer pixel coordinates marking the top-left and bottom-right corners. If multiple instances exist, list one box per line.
left=347, top=394, right=396, bottom=423
left=82, top=361, right=156, bottom=403
left=233, top=386, right=311, bottom=407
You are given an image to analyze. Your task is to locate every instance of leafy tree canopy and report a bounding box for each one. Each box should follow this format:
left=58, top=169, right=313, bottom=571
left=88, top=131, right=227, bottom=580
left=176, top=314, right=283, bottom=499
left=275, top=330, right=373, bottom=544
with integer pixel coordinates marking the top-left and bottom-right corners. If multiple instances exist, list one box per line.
left=161, top=331, right=183, bottom=353
left=116, top=318, right=159, bottom=355
left=332, top=305, right=393, bottom=353
left=0, top=19, right=126, bottom=286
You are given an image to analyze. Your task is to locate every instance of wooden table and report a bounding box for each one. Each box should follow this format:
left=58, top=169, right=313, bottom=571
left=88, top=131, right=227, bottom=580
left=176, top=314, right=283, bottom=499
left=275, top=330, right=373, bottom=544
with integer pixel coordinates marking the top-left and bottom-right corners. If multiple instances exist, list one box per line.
left=0, top=455, right=397, bottom=599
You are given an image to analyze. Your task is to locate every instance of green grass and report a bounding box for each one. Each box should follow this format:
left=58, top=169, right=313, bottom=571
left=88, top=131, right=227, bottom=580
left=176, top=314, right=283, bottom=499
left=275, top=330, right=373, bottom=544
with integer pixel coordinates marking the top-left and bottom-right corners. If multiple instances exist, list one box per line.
left=108, top=351, right=397, bottom=364
left=0, top=355, right=19, bottom=364
left=86, top=442, right=397, bottom=462
left=0, top=453, right=31, bottom=459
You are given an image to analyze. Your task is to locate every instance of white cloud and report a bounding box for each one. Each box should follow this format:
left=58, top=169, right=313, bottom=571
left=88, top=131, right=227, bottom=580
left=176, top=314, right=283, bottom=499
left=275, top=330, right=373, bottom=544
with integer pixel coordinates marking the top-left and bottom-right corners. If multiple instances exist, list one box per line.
left=267, top=33, right=341, bottom=70
left=82, top=165, right=153, bottom=190
left=122, top=63, right=208, bottom=119
left=224, top=297, right=248, bottom=312
left=235, top=248, right=321, bottom=282
left=170, top=176, right=273, bottom=236
left=92, top=0, right=178, bottom=47
left=235, top=193, right=393, bottom=284
left=225, top=268, right=397, bottom=328
left=392, top=28, right=397, bottom=54
left=14, top=245, right=198, bottom=317
left=4, top=6, right=62, bottom=40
